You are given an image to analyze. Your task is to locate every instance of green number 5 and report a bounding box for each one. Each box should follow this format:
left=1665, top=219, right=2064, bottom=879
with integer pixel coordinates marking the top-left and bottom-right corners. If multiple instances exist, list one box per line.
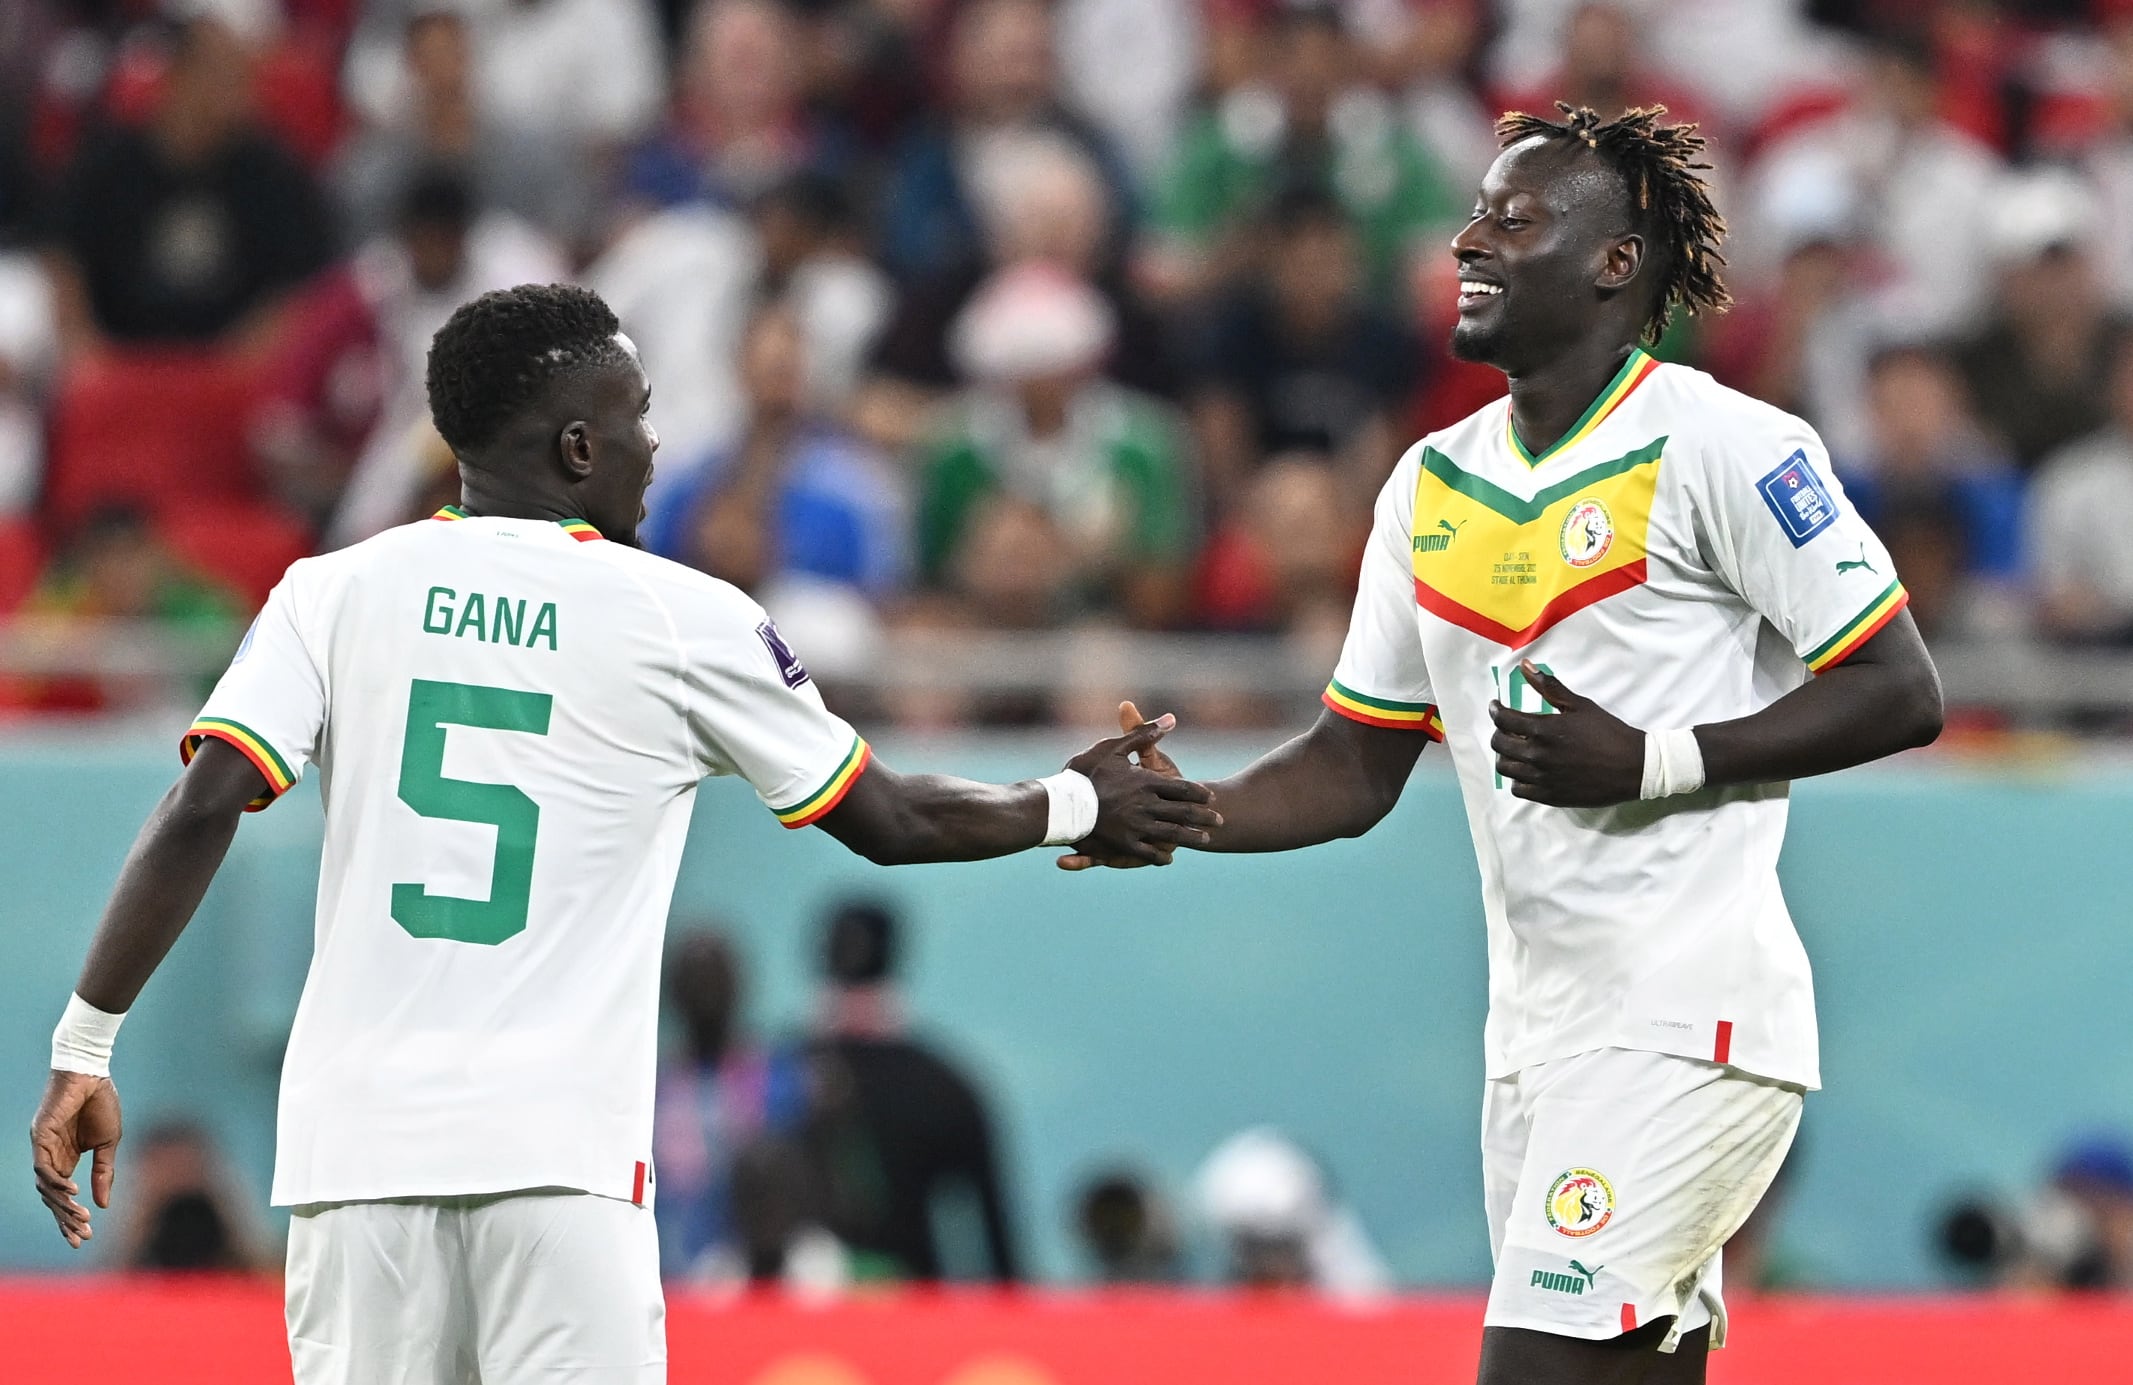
left=392, top=678, right=553, bottom=945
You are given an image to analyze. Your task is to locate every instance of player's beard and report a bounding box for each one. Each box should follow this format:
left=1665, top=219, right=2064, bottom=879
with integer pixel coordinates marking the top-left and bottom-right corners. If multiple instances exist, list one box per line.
left=1449, top=312, right=1507, bottom=366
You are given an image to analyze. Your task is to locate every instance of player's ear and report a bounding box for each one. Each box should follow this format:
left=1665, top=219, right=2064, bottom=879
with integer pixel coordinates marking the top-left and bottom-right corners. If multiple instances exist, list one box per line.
left=1597, top=233, right=1643, bottom=292
left=558, top=421, right=595, bottom=480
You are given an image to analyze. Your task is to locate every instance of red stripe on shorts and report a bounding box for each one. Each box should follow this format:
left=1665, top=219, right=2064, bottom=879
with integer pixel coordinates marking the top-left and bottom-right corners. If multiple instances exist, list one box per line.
left=1621, top=1303, right=1638, bottom=1333
left=1713, top=1020, right=1734, bottom=1065
left=632, top=1160, right=647, bottom=1206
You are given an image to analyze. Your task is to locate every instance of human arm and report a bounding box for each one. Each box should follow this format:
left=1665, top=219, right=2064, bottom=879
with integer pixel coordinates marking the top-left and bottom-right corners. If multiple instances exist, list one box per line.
left=815, top=716, right=1219, bottom=867
left=30, top=740, right=267, bottom=1247
left=1488, top=615, right=1943, bottom=806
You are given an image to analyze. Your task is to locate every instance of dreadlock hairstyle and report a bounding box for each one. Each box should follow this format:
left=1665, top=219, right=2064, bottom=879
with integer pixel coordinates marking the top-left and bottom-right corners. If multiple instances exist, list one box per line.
left=425, top=283, right=631, bottom=456
left=1494, top=102, right=1731, bottom=346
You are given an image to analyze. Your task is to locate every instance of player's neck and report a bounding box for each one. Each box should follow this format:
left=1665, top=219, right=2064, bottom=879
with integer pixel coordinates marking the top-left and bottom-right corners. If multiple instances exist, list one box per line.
left=455, top=482, right=583, bottom=527
left=1503, top=339, right=1640, bottom=460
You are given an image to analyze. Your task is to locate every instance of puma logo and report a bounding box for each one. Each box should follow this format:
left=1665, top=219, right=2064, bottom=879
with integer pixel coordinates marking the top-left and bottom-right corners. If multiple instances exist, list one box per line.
left=1835, top=545, right=1876, bottom=576
left=1570, top=1260, right=1603, bottom=1289
left=1413, top=518, right=1466, bottom=554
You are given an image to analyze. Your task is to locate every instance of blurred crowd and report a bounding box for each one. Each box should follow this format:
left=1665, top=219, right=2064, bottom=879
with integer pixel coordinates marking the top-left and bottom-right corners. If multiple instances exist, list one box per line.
left=7, top=0, right=2133, bottom=723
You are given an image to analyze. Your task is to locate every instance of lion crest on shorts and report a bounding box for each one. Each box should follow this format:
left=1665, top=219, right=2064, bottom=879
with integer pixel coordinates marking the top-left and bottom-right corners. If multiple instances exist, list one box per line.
left=1544, top=1167, right=1615, bottom=1238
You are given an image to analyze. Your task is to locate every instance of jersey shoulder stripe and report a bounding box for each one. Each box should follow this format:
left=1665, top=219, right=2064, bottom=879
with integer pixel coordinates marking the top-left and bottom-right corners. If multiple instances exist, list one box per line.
left=1806, top=578, right=1909, bottom=671
left=1322, top=680, right=1444, bottom=737
left=181, top=717, right=296, bottom=810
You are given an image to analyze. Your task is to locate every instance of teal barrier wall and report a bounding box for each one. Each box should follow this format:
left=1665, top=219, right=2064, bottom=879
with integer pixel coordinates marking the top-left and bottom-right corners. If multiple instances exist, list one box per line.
left=4, top=725, right=2129, bottom=1288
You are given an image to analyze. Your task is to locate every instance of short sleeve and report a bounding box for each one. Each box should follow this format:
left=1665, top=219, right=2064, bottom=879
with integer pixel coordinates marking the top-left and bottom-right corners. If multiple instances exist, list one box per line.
left=1690, top=414, right=1910, bottom=673
left=181, top=573, right=326, bottom=810
left=680, top=595, right=871, bottom=828
left=1324, top=454, right=1443, bottom=737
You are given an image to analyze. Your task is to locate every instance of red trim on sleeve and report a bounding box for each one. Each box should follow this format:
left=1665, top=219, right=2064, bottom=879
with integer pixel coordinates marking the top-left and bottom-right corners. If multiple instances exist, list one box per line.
left=182, top=728, right=287, bottom=812
left=1713, top=1020, right=1734, bottom=1065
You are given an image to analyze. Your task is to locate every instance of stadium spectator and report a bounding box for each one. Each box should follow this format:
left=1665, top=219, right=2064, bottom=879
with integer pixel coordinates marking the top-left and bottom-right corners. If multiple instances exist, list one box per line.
left=2077, top=13, right=2133, bottom=312
left=2, top=506, right=239, bottom=715
left=1147, top=0, right=1459, bottom=299
left=278, top=167, right=564, bottom=546
left=1498, top=3, right=1713, bottom=136
left=1192, top=1127, right=1390, bottom=1300
left=863, top=131, right=1179, bottom=450
left=1955, top=168, right=2130, bottom=472
left=621, top=0, right=849, bottom=216
left=0, top=251, right=56, bottom=519
left=643, top=302, right=906, bottom=613
left=876, top=0, right=1137, bottom=284
left=116, top=1120, right=270, bottom=1273
left=48, top=14, right=335, bottom=351
left=1357, top=0, right=1496, bottom=194
left=1188, top=186, right=1421, bottom=520
left=694, top=1135, right=853, bottom=1296
left=331, top=5, right=592, bottom=248
left=1071, top=1167, right=1186, bottom=1285
left=1747, top=31, right=2002, bottom=338
left=800, top=899, right=1022, bottom=1283
left=2028, top=331, right=2133, bottom=647
left=1053, top=0, right=1202, bottom=186
left=342, top=0, right=664, bottom=163
left=917, top=264, right=1195, bottom=631
left=591, top=174, right=892, bottom=471
left=1837, top=344, right=2025, bottom=641
left=652, top=929, right=812, bottom=1280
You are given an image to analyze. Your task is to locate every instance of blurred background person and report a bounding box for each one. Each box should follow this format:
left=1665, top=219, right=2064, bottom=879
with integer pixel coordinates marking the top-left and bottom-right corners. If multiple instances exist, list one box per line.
left=876, top=0, right=1136, bottom=285
left=1193, top=1127, right=1390, bottom=1300
left=1956, top=168, right=2129, bottom=473
left=331, top=3, right=591, bottom=250
left=1939, top=1133, right=2133, bottom=1292
left=1835, top=343, right=2025, bottom=644
left=644, top=301, right=904, bottom=687
left=1187, top=184, right=1421, bottom=523
left=1147, top=0, right=1459, bottom=301
left=621, top=0, right=849, bottom=217
left=2028, top=330, right=2133, bottom=649
left=916, top=264, right=1195, bottom=632
left=1070, top=1166, right=1186, bottom=1285
left=693, top=1135, right=852, bottom=1298
left=653, top=929, right=811, bottom=1281
left=48, top=12, right=335, bottom=357
left=113, top=1120, right=272, bottom=1274
left=801, top=899, right=1022, bottom=1284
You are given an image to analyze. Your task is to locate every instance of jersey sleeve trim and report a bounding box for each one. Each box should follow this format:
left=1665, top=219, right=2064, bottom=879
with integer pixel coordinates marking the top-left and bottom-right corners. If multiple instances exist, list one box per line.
left=1322, top=680, right=1445, bottom=739
left=180, top=717, right=297, bottom=811
left=772, top=737, right=873, bottom=827
left=1805, top=579, right=1909, bottom=672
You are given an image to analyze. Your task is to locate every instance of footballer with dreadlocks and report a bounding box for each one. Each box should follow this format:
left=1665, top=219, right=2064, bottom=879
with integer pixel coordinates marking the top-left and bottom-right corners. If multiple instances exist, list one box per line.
left=1066, top=105, right=1944, bottom=1382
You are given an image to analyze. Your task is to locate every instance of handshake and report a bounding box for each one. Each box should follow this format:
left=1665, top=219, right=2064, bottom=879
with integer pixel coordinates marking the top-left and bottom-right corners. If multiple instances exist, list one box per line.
left=1056, top=700, right=1222, bottom=872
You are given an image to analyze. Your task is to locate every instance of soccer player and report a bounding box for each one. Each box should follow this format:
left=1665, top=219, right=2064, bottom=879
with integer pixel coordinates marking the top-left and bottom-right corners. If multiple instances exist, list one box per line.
left=29, top=284, right=1218, bottom=1384
left=1067, top=106, right=1944, bottom=1383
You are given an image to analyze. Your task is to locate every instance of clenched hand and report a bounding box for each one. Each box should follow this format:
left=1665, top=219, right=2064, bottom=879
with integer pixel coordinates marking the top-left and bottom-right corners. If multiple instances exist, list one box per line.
left=1488, top=661, right=1647, bottom=807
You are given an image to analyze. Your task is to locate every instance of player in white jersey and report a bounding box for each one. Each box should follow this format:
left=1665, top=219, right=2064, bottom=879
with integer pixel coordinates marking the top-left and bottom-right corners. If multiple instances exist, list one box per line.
left=29, top=285, right=1220, bottom=1384
left=1064, top=106, right=1944, bottom=1382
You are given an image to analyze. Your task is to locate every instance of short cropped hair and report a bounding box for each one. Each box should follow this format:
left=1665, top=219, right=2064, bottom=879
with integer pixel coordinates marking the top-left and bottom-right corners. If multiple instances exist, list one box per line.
left=425, top=284, right=630, bottom=455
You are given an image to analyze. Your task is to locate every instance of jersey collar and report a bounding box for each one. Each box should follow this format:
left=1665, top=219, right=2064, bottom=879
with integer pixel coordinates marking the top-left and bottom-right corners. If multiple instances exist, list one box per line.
left=1506, top=348, right=1659, bottom=468
left=432, top=505, right=604, bottom=542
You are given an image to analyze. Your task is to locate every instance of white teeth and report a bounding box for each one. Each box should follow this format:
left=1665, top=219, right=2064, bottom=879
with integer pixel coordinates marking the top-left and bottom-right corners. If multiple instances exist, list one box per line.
left=1459, top=282, right=1503, bottom=297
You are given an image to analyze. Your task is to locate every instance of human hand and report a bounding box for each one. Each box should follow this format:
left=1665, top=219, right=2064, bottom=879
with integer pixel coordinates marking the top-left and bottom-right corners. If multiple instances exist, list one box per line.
left=30, top=1069, right=123, bottom=1248
left=1488, top=661, right=1646, bottom=807
left=1063, top=708, right=1221, bottom=866
left=1058, top=701, right=1194, bottom=871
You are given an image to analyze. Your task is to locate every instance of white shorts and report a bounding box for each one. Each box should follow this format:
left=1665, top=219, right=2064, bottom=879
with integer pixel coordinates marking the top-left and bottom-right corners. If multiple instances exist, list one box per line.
left=1481, top=1047, right=1803, bottom=1352
left=285, top=1188, right=666, bottom=1385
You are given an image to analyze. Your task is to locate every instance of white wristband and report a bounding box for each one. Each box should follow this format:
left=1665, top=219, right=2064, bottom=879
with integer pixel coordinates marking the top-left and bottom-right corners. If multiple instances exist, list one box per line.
left=51, top=993, right=126, bottom=1077
left=1038, top=769, right=1100, bottom=847
left=1639, top=728, right=1707, bottom=800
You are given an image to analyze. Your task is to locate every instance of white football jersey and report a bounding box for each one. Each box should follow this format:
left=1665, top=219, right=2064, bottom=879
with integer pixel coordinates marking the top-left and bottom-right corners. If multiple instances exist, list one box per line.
left=1327, top=350, right=1910, bottom=1090
left=183, top=509, right=869, bottom=1206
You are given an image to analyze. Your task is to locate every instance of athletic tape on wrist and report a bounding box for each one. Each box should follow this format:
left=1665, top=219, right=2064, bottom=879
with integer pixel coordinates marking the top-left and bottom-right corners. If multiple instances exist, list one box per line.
left=1038, top=769, right=1100, bottom=846
left=1640, top=728, right=1707, bottom=801
left=51, top=993, right=125, bottom=1077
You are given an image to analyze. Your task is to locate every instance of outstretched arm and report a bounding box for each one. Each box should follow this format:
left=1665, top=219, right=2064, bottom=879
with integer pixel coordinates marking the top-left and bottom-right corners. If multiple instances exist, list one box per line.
left=1196, top=709, right=1430, bottom=852
left=816, top=717, right=1221, bottom=866
left=1489, top=613, right=1942, bottom=807
left=31, top=739, right=266, bottom=1247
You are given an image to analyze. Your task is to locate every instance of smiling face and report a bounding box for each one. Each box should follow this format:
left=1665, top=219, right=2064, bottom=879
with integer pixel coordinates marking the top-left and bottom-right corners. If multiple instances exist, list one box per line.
left=1449, top=136, right=1649, bottom=373
left=563, top=334, right=659, bottom=545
